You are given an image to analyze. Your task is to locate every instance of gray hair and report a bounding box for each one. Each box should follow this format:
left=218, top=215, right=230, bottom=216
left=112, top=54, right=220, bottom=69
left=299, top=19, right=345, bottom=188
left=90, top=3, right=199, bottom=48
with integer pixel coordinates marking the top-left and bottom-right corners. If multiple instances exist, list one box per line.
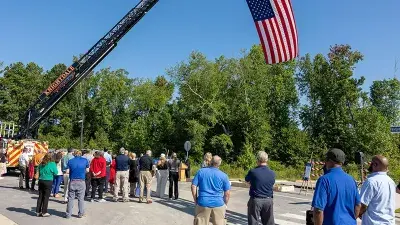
left=257, top=151, right=268, bottom=163
left=211, top=155, right=222, bottom=167
left=119, top=147, right=125, bottom=155
left=146, top=150, right=152, bottom=156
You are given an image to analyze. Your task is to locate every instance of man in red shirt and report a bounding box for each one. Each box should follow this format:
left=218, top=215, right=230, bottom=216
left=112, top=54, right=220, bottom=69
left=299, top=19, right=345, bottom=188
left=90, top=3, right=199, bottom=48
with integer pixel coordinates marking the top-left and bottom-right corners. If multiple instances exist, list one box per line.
left=89, top=151, right=107, bottom=202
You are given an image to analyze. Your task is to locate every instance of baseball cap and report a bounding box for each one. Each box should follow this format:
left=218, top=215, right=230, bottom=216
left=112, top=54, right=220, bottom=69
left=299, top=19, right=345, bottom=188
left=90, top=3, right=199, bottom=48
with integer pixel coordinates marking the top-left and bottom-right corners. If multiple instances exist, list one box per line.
left=326, top=148, right=346, bottom=164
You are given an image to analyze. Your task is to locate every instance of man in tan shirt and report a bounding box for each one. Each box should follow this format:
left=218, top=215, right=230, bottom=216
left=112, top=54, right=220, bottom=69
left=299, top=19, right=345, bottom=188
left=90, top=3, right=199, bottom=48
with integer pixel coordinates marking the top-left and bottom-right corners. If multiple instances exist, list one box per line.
left=31, top=149, right=45, bottom=191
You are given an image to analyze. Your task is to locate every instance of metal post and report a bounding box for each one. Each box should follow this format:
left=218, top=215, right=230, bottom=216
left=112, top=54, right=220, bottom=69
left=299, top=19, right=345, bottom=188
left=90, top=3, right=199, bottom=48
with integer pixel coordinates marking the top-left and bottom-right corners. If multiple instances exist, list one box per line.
left=12, top=122, right=15, bottom=137
left=80, top=116, right=84, bottom=150
left=6, top=123, right=10, bottom=138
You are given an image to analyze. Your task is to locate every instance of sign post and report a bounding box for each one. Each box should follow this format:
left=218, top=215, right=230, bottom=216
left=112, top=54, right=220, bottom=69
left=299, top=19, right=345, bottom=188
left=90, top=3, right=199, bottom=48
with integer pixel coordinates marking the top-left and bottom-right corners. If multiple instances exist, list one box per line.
left=184, top=141, right=191, bottom=161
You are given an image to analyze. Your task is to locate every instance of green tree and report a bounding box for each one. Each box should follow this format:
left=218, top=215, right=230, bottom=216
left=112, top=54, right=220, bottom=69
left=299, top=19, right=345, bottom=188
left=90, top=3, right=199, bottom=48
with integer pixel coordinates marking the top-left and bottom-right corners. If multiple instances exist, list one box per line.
left=0, top=62, right=45, bottom=123
left=370, top=78, right=400, bottom=125
left=297, top=44, right=365, bottom=159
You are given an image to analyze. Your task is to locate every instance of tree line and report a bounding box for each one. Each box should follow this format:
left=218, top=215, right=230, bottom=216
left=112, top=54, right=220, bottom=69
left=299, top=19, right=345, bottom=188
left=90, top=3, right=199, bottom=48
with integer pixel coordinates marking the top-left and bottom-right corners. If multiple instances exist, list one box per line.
left=1, top=44, right=399, bottom=169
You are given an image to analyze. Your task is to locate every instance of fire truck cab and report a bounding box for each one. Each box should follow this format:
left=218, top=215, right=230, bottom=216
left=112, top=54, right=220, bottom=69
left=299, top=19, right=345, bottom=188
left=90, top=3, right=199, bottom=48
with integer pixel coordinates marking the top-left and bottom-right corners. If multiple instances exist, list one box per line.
left=5, top=139, right=48, bottom=171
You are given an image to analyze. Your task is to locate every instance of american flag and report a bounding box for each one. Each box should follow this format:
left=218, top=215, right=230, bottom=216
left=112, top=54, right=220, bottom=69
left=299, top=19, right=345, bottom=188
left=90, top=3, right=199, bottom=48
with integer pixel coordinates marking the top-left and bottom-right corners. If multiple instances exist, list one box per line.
left=246, top=0, right=298, bottom=64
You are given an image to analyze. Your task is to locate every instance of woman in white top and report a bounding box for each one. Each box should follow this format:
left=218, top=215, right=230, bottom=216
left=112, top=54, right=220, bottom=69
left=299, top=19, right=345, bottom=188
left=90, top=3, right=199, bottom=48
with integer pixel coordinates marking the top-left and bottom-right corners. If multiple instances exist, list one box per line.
left=51, top=151, right=64, bottom=198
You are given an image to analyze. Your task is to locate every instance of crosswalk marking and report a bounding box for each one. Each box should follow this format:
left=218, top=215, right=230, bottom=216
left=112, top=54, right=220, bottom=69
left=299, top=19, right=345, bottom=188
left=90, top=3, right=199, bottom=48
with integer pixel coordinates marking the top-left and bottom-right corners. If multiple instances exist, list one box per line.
left=0, top=214, right=18, bottom=225
left=280, top=213, right=305, bottom=220
left=274, top=193, right=311, bottom=201
left=275, top=218, right=302, bottom=225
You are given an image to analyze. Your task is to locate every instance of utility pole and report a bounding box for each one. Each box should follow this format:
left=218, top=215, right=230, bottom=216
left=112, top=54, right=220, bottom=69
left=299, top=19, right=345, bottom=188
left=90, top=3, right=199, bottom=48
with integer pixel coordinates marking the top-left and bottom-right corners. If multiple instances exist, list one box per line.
left=80, top=116, right=84, bottom=150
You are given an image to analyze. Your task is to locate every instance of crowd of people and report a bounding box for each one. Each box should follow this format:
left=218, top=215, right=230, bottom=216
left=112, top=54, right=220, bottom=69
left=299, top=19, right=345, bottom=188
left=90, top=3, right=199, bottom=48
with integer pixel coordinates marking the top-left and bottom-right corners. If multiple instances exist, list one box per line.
left=9, top=145, right=400, bottom=225
left=15, top=147, right=187, bottom=218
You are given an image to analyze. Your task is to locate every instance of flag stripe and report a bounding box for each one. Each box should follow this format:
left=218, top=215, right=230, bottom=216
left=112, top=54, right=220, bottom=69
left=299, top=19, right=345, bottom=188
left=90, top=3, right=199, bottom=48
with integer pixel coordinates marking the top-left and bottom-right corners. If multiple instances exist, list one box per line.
left=246, top=0, right=298, bottom=64
left=271, top=17, right=285, bottom=62
left=283, top=0, right=298, bottom=56
left=273, top=0, right=292, bottom=59
left=280, top=0, right=296, bottom=58
left=265, top=20, right=279, bottom=64
left=256, top=21, right=272, bottom=64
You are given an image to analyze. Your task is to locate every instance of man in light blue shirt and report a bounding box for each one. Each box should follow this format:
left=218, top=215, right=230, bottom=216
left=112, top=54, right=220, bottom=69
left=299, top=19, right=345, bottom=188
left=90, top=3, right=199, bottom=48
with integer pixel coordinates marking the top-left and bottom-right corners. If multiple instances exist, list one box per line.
left=359, top=155, right=396, bottom=225
left=191, top=155, right=231, bottom=225
left=62, top=148, right=75, bottom=203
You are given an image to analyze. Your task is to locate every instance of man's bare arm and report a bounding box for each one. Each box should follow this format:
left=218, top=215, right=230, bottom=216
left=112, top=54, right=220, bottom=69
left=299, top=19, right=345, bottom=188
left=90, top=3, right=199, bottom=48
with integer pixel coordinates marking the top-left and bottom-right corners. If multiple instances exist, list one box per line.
left=191, top=185, right=197, bottom=204
left=313, top=208, right=323, bottom=225
left=357, top=204, right=365, bottom=218
left=396, top=187, right=400, bottom=194
left=224, top=190, right=231, bottom=205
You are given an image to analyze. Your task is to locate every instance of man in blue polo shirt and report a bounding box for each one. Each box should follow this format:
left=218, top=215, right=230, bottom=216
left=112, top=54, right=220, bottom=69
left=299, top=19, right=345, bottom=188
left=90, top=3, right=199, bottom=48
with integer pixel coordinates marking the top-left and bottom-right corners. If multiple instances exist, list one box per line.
left=312, top=148, right=361, bottom=225
left=191, top=155, right=231, bottom=225
left=245, top=151, right=276, bottom=225
left=65, top=150, right=89, bottom=219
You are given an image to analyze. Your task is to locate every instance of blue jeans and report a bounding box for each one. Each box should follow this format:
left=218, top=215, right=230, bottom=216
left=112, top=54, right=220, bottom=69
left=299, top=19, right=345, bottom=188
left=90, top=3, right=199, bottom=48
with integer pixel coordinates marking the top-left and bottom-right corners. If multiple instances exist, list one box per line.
left=52, top=175, right=63, bottom=195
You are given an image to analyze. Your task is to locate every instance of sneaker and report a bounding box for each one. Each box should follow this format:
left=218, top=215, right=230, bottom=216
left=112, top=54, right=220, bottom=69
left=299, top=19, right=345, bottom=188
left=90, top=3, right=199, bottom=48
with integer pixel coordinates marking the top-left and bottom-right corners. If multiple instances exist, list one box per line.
left=147, top=199, right=153, bottom=204
left=112, top=198, right=118, bottom=202
left=98, top=199, right=106, bottom=203
left=78, top=214, right=85, bottom=218
left=123, top=199, right=129, bottom=202
left=54, top=194, right=60, bottom=198
left=36, top=213, right=41, bottom=217
left=90, top=199, right=95, bottom=203
left=42, top=213, right=51, bottom=217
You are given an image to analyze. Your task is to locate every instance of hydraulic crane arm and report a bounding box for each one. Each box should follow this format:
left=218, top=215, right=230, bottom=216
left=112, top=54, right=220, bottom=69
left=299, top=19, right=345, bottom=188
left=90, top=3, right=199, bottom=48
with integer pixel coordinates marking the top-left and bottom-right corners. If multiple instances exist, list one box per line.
left=17, top=0, right=159, bottom=139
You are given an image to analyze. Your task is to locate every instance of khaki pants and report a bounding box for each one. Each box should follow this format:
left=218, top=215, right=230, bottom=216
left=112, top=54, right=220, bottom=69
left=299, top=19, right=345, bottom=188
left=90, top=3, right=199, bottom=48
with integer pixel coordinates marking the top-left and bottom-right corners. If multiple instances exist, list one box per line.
left=139, top=171, right=152, bottom=202
left=194, top=205, right=226, bottom=225
left=114, top=170, right=129, bottom=200
left=63, top=173, right=70, bottom=202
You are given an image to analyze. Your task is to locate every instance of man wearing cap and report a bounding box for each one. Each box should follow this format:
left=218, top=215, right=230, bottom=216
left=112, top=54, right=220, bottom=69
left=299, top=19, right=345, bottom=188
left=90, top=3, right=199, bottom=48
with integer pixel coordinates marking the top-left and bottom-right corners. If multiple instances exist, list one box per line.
left=359, top=155, right=396, bottom=225
left=311, top=148, right=361, bottom=225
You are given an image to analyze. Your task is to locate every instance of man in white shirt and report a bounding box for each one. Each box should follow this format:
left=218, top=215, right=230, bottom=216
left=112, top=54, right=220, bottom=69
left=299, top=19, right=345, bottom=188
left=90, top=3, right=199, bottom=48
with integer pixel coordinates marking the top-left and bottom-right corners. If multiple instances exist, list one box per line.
left=18, top=148, right=30, bottom=189
left=359, top=155, right=396, bottom=225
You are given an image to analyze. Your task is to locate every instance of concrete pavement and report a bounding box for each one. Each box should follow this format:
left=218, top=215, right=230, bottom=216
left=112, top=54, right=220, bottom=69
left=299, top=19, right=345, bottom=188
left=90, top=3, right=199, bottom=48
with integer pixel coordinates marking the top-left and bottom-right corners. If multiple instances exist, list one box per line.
left=1, top=175, right=400, bottom=225
left=0, top=175, right=315, bottom=225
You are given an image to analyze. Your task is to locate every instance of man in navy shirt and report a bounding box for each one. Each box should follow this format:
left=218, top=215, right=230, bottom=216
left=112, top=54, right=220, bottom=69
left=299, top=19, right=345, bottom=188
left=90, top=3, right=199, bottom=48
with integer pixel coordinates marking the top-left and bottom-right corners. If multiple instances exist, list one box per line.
left=245, top=151, right=276, bottom=225
left=312, top=148, right=361, bottom=225
left=191, top=155, right=231, bottom=225
left=113, top=147, right=131, bottom=202
left=65, top=150, right=89, bottom=219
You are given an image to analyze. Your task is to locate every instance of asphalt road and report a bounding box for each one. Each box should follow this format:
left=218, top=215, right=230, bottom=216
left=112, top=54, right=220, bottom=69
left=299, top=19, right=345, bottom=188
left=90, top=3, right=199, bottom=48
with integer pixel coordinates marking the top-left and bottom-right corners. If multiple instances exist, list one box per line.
left=0, top=174, right=314, bottom=225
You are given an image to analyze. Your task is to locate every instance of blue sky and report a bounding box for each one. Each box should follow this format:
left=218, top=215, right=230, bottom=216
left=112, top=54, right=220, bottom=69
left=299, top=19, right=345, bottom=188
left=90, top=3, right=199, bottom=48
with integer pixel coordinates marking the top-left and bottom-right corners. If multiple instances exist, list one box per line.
left=1, top=0, right=399, bottom=92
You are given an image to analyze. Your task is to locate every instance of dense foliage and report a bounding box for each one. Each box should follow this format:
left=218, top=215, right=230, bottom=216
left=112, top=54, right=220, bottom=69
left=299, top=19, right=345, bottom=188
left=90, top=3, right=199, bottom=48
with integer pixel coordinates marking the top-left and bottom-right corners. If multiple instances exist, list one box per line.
left=1, top=44, right=399, bottom=171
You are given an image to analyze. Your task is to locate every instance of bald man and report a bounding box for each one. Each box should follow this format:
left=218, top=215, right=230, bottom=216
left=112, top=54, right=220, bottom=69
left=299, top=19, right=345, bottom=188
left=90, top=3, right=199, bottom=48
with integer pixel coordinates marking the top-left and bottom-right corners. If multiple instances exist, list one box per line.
left=359, top=155, right=396, bottom=225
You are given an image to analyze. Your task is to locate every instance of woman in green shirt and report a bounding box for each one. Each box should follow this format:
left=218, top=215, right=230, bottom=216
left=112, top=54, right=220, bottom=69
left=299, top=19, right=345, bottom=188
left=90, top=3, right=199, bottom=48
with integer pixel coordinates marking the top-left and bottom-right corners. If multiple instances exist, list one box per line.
left=36, top=153, right=58, bottom=217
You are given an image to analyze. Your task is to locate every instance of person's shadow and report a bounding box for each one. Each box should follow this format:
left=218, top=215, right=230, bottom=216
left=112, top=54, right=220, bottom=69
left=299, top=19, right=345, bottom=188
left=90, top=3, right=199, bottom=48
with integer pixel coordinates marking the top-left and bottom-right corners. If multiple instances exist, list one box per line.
left=7, top=207, right=65, bottom=218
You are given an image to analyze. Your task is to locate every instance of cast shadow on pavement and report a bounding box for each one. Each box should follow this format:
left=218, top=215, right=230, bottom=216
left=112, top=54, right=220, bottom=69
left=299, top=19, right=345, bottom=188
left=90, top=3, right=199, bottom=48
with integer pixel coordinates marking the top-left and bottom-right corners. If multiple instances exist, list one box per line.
left=156, top=198, right=248, bottom=225
left=289, top=201, right=311, bottom=205
left=0, top=185, right=27, bottom=191
left=31, top=196, right=66, bottom=204
left=6, top=207, right=66, bottom=218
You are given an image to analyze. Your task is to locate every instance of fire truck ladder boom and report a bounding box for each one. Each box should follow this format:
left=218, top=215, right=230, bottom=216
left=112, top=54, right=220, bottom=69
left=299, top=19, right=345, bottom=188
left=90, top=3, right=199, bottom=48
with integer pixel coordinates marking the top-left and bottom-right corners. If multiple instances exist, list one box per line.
left=18, top=0, right=159, bottom=139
